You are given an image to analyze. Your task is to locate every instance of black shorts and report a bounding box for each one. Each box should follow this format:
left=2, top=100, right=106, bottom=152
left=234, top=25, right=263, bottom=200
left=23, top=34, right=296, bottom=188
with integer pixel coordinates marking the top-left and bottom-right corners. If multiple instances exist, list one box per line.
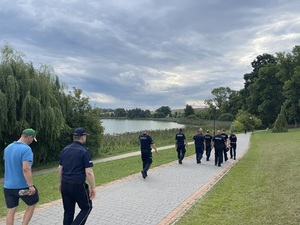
left=3, top=186, right=39, bottom=208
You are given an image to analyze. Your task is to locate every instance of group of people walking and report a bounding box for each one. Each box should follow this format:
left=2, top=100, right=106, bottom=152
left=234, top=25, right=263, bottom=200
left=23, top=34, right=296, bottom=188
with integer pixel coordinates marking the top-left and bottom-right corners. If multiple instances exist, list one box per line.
left=138, top=128, right=238, bottom=181
left=176, top=128, right=237, bottom=167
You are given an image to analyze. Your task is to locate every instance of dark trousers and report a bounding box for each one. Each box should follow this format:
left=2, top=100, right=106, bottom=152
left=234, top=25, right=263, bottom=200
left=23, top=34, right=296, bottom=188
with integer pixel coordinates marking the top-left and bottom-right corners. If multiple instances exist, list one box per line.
left=195, top=145, right=204, bottom=163
left=215, top=148, right=223, bottom=166
left=223, top=146, right=228, bottom=161
left=141, top=150, right=153, bottom=174
left=205, top=145, right=212, bottom=160
left=177, top=145, right=186, bottom=162
left=61, top=182, right=92, bottom=225
left=230, top=144, right=237, bottom=159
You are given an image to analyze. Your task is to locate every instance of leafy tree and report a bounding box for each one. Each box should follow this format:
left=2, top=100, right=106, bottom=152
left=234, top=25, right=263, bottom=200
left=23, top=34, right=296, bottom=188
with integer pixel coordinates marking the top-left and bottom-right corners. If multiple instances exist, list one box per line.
left=272, top=105, right=288, bottom=132
left=114, top=108, right=127, bottom=117
left=218, top=113, right=234, bottom=121
left=184, top=104, right=194, bottom=117
left=0, top=43, right=104, bottom=166
left=233, top=110, right=262, bottom=132
left=155, top=106, right=171, bottom=117
left=205, top=87, right=233, bottom=109
left=66, top=88, right=103, bottom=157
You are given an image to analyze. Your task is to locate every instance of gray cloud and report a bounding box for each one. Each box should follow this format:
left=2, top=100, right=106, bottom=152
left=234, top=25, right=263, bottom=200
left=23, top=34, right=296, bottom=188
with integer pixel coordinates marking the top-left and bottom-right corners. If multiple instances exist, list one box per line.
left=1, top=0, right=299, bottom=110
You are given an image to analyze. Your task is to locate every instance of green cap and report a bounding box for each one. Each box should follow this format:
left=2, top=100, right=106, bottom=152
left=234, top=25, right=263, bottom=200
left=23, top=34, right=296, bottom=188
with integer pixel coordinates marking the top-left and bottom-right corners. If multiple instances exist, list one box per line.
left=22, top=128, right=37, bottom=142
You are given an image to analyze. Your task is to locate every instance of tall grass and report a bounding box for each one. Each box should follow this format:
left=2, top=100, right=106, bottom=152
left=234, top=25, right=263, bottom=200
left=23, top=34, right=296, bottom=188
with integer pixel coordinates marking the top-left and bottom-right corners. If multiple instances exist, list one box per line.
left=100, top=120, right=231, bottom=157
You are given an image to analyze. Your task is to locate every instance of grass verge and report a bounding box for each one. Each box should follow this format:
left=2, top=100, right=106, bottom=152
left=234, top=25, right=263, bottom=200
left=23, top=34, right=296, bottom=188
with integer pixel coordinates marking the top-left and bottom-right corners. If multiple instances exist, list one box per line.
left=176, top=128, right=300, bottom=225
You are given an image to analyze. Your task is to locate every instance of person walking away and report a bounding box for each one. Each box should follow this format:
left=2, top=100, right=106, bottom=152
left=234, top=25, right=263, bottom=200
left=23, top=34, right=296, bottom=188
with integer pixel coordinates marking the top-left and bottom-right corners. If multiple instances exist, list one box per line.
left=212, top=130, right=226, bottom=167
left=229, top=130, right=237, bottom=160
left=139, top=130, right=158, bottom=179
left=3, top=128, right=39, bottom=225
left=220, top=129, right=229, bottom=162
left=204, top=130, right=213, bottom=161
left=58, top=127, right=96, bottom=225
left=175, top=128, right=188, bottom=164
left=193, top=128, right=205, bottom=164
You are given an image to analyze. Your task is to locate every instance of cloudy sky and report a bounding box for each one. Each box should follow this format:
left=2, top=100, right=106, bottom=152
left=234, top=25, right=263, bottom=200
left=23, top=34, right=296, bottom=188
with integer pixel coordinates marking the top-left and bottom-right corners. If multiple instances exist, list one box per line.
left=1, top=0, right=299, bottom=110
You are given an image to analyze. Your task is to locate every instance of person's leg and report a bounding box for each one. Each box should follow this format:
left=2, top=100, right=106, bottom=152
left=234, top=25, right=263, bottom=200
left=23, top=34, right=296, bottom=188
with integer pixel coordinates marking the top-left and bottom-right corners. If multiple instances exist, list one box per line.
left=233, top=145, right=237, bottom=159
left=199, top=148, right=203, bottom=161
left=143, top=152, right=152, bottom=176
left=72, top=183, right=93, bottom=225
left=6, top=207, right=17, bottom=225
left=22, top=205, right=36, bottom=225
left=230, top=146, right=233, bottom=159
left=214, top=150, right=218, bottom=165
left=224, top=147, right=228, bottom=161
left=61, top=183, right=76, bottom=225
left=177, top=148, right=181, bottom=163
left=195, top=147, right=200, bottom=163
left=218, top=149, right=222, bottom=166
left=181, top=147, right=186, bottom=161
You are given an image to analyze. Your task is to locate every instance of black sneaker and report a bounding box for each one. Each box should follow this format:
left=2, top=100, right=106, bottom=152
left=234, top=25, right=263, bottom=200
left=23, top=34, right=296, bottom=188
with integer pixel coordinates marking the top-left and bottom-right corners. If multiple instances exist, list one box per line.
left=179, top=160, right=182, bottom=164
left=141, top=171, right=146, bottom=179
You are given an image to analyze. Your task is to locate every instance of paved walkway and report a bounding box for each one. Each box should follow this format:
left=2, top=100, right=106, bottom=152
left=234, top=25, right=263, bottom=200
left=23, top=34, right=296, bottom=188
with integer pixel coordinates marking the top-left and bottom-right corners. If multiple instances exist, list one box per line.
left=0, top=133, right=251, bottom=225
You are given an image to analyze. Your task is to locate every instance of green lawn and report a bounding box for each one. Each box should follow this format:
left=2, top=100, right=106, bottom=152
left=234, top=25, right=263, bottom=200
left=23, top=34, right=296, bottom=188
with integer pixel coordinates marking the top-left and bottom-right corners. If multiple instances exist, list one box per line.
left=176, top=128, right=300, bottom=225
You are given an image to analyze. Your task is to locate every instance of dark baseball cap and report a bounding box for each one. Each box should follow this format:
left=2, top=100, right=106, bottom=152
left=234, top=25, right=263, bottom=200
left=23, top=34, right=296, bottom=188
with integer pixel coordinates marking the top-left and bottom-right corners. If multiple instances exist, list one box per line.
left=73, top=127, right=89, bottom=136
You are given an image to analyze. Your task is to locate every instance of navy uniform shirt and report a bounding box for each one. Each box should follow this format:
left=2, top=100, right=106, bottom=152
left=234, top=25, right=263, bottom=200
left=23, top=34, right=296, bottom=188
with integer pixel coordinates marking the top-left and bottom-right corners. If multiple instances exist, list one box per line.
left=221, top=132, right=228, bottom=142
left=139, top=133, right=154, bottom=151
left=204, top=134, right=212, bottom=146
left=193, top=133, right=204, bottom=147
left=175, top=132, right=186, bottom=146
left=59, top=141, right=93, bottom=181
left=213, top=134, right=225, bottom=150
left=229, top=134, right=237, bottom=144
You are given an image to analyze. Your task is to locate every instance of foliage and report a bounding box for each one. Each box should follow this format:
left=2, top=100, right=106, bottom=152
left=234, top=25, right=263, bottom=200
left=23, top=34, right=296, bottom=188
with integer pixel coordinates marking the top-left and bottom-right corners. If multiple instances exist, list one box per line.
left=272, top=105, right=288, bottom=133
left=218, top=113, right=234, bottom=121
left=0, top=43, right=104, bottom=169
left=184, top=104, right=195, bottom=117
left=232, top=110, right=262, bottom=132
left=155, top=106, right=171, bottom=117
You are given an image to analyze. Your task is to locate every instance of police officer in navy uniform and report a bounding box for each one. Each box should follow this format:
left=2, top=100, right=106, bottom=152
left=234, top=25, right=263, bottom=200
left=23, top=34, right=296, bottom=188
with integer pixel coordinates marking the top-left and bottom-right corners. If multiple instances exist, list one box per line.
left=212, top=130, right=226, bottom=167
left=175, top=128, right=188, bottom=164
left=220, top=129, right=229, bottom=162
left=193, top=128, right=205, bottom=164
left=139, top=130, right=158, bottom=179
left=229, top=130, right=238, bottom=160
left=58, top=127, right=96, bottom=225
left=204, top=130, right=213, bottom=161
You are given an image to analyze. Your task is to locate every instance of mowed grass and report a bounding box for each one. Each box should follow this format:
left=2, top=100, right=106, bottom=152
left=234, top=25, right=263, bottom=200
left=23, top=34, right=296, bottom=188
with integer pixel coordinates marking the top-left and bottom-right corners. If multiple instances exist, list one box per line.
left=176, top=129, right=300, bottom=225
left=0, top=145, right=196, bottom=218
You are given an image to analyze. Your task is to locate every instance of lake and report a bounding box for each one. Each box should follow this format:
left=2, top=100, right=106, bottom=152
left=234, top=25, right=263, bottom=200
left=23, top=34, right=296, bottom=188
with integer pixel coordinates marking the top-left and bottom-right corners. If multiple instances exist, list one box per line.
left=101, top=119, right=185, bottom=134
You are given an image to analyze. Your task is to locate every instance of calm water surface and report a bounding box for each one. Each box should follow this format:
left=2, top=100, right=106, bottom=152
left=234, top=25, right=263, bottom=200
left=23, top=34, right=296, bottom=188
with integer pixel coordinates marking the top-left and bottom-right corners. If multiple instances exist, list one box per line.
left=101, top=119, right=185, bottom=134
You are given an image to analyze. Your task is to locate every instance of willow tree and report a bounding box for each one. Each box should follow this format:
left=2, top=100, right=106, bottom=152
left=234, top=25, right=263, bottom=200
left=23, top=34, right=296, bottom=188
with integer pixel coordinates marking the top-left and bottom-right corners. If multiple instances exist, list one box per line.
left=0, top=43, right=68, bottom=164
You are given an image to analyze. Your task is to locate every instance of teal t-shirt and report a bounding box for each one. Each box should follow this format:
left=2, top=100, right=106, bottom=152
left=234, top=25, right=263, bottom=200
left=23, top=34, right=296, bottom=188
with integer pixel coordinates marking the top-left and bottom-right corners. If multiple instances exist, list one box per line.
left=3, top=141, right=33, bottom=189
